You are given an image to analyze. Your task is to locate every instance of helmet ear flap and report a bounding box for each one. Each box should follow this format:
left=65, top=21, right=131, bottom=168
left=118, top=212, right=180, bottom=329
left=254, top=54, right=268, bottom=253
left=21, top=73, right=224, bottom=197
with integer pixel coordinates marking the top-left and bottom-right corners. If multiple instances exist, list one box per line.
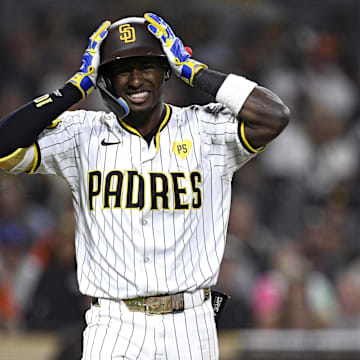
left=104, top=76, right=113, bottom=89
left=97, top=74, right=130, bottom=119
left=165, top=69, right=171, bottom=81
left=104, top=75, right=115, bottom=93
left=98, top=64, right=116, bottom=94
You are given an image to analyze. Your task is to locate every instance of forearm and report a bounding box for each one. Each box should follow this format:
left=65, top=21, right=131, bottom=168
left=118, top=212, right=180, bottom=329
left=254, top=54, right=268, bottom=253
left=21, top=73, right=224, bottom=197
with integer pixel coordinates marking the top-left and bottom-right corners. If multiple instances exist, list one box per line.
left=0, top=84, right=81, bottom=157
left=193, top=68, right=227, bottom=97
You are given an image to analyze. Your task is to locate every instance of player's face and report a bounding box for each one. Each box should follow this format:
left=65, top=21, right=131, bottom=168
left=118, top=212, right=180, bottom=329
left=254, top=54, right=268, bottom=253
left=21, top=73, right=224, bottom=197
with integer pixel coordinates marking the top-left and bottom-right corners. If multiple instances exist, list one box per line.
left=111, top=57, right=167, bottom=114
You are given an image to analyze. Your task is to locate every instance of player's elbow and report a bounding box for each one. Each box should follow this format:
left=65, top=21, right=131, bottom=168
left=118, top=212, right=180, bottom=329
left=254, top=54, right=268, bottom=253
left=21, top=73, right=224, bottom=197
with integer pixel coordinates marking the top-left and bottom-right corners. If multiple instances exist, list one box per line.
left=256, top=86, right=290, bottom=136
left=245, top=86, right=290, bottom=139
left=270, top=101, right=290, bottom=137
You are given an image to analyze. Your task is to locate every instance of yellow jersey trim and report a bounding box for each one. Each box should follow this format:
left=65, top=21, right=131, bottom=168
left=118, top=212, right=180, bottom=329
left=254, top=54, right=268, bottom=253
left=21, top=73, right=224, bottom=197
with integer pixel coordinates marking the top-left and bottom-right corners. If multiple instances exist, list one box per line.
left=240, top=121, right=265, bottom=154
left=118, top=104, right=171, bottom=148
left=155, top=104, right=171, bottom=151
left=46, top=117, right=62, bottom=129
left=118, top=117, right=143, bottom=138
left=27, top=143, right=40, bottom=174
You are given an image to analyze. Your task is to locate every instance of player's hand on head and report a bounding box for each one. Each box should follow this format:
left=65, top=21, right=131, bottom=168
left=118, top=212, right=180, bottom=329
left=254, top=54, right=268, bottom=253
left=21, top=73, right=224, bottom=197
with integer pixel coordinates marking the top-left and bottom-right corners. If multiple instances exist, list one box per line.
left=144, top=13, right=207, bottom=86
left=67, top=20, right=111, bottom=99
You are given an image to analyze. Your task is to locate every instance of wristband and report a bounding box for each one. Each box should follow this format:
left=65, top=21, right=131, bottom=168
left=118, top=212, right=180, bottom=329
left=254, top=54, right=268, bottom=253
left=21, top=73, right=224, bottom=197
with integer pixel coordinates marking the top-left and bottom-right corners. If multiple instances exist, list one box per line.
left=215, top=74, right=257, bottom=115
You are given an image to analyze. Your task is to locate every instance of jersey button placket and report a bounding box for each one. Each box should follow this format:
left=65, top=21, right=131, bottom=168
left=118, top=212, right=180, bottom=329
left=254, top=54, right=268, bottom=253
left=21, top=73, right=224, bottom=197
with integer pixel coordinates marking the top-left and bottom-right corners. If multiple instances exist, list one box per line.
left=140, top=141, right=156, bottom=164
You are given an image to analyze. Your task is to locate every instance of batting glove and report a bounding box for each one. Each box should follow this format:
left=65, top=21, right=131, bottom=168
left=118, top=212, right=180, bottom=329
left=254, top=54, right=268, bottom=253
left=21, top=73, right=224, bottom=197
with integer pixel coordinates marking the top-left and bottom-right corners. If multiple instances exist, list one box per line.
left=67, top=20, right=111, bottom=99
left=144, top=13, right=207, bottom=87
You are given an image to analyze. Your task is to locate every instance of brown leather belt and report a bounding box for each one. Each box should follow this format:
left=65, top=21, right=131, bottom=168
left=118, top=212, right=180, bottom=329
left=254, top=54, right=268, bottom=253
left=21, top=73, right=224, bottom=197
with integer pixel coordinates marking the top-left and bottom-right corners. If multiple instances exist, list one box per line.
left=92, top=288, right=210, bottom=315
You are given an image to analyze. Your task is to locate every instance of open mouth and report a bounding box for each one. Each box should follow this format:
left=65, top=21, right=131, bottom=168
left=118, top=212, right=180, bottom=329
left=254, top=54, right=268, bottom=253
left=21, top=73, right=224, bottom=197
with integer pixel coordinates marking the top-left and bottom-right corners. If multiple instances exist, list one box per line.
left=127, top=90, right=150, bottom=104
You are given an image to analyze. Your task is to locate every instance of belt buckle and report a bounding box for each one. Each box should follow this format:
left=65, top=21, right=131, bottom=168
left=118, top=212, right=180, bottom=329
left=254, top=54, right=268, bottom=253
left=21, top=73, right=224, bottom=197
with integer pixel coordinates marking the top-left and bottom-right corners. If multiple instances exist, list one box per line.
left=145, top=295, right=173, bottom=315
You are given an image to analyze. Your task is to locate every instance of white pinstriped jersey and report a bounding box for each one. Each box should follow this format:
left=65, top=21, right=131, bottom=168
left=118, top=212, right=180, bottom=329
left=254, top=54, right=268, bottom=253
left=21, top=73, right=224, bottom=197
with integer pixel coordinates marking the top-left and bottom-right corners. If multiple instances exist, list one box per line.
left=5, top=102, right=258, bottom=299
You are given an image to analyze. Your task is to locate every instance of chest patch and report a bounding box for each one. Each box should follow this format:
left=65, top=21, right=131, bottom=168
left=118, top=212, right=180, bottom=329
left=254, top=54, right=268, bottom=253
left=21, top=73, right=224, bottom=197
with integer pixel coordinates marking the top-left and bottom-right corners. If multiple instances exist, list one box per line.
left=172, top=140, right=192, bottom=159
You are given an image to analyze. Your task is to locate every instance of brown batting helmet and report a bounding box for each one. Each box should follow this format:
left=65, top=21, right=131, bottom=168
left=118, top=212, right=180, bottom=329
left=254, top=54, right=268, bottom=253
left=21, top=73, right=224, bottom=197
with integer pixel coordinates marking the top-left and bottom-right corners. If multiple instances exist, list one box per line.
left=100, top=17, right=167, bottom=67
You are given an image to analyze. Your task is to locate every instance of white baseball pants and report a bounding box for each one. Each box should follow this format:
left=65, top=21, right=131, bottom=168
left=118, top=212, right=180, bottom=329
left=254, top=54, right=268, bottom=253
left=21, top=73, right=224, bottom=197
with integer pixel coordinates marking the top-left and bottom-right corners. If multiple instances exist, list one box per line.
left=81, top=291, right=219, bottom=359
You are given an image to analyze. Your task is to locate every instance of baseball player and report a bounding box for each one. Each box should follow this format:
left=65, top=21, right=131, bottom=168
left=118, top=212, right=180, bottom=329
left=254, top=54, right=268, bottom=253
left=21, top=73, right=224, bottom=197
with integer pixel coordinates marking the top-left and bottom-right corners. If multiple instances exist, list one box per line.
left=0, top=13, right=289, bottom=359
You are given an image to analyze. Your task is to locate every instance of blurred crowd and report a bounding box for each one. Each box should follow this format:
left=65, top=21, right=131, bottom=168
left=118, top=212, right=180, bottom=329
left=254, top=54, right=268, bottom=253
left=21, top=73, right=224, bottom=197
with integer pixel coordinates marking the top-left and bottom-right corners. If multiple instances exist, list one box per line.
left=2, top=0, right=360, bottom=341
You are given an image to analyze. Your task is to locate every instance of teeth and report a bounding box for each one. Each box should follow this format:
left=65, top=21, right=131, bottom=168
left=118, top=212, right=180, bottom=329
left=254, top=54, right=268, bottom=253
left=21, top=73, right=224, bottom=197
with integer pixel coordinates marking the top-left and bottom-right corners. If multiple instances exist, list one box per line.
left=130, top=91, right=148, bottom=98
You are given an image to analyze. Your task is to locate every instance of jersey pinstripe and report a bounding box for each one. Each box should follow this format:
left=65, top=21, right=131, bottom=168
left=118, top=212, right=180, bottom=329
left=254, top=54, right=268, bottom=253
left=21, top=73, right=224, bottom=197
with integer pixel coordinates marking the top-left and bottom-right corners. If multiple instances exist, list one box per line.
left=5, top=102, right=258, bottom=300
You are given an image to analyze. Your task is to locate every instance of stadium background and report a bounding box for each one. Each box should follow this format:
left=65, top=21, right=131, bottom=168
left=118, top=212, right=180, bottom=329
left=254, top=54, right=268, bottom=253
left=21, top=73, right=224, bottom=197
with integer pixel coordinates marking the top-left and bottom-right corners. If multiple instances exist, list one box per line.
left=2, top=0, right=360, bottom=358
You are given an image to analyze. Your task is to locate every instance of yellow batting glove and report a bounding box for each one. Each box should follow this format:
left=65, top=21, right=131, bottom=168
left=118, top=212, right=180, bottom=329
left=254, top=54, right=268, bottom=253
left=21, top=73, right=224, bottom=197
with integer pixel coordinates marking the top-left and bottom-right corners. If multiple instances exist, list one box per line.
left=67, top=20, right=111, bottom=99
left=144, top=13, right=207, bottom=86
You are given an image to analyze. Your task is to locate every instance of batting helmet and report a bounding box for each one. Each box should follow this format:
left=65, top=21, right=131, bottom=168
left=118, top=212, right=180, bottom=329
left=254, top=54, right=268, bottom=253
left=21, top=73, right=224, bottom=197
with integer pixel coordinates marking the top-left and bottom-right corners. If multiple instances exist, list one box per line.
left=97, top=17, right=169, bottom=119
